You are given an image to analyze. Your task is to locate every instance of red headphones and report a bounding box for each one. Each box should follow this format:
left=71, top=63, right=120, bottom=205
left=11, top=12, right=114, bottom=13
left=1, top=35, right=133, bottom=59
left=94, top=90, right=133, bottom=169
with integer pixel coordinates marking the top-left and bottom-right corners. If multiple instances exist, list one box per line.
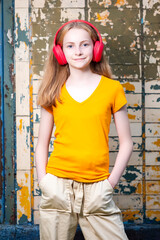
left=52, top=20, right=104, bottom=65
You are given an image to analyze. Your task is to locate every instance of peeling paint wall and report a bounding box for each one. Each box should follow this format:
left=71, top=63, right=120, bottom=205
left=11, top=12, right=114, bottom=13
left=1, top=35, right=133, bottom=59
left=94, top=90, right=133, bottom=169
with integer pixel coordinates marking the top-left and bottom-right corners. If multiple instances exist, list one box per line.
left=0, top=0, right=159, bottom=225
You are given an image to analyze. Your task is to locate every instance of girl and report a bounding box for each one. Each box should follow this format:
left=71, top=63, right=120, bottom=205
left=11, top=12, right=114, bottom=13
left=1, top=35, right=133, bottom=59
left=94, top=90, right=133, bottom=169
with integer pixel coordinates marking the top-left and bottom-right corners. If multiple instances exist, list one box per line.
left=35, top=20, right=133, bottom=240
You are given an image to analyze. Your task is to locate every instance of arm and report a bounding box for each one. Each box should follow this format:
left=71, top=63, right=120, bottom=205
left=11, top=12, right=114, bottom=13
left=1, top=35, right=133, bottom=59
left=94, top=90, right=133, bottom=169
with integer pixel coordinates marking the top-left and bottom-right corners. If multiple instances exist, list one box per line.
left=108, top=105, right=133, bottom=188
left=35, top=107, right=54, bottom=184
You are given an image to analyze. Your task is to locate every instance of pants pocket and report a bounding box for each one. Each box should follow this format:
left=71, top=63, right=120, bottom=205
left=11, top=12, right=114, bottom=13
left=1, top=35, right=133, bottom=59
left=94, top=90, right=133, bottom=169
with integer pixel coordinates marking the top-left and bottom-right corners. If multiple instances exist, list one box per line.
left=40, top=174, right=71, bottom=213
left=39, top=173, right=49, bottom=191
left=83, top=179, right=119, bottom=216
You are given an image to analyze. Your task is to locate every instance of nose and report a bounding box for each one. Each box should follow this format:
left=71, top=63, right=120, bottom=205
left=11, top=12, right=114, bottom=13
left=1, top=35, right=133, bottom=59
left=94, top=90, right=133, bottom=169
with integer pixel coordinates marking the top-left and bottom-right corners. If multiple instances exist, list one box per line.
left=75, top=45, right=82, bottom=55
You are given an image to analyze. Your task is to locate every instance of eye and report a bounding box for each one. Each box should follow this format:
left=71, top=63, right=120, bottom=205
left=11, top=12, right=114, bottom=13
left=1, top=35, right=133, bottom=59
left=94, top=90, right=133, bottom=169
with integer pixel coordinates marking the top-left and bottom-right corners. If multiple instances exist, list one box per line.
left=67, top=45, right=73, bottom=49
left=83, top=43, right=89, bottom=47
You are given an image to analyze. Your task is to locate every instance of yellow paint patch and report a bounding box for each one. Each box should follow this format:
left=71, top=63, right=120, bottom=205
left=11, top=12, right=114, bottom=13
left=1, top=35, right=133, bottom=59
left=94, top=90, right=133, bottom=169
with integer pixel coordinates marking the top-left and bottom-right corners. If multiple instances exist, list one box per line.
left=152, top=166, right=160, bottom=171
left=146, top=181, right=160, bottom=194
left=97, top=10, right=110, bottom=21
left=130, top=40, right=136, bottom=48
left=154, top=130, right=158, bottom=135
left=114, top=0, right=127, bottom=7
left=153, top=139, right=160, bottom=147
left=100, top=0, right=112, bottom=7
left=17, top=173, right=31, bottom=220
left=133, top=103, right=138, bottom=107
left=136, top=182, right=142, bottom=194
left=128, top=113, right=136, bottom=120
left=19, top=119, right=23, bottom=134
left=122, top=82, right=135, bottom=91
left=146, top=210, right=160, bottom=221
left=123, top=210, right=140, bottom=220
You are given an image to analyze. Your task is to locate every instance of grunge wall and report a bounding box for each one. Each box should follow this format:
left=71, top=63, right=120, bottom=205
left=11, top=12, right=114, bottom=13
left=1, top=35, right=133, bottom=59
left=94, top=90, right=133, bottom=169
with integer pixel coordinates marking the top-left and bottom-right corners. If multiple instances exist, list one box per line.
left=0, top=0, right=160, bottom=231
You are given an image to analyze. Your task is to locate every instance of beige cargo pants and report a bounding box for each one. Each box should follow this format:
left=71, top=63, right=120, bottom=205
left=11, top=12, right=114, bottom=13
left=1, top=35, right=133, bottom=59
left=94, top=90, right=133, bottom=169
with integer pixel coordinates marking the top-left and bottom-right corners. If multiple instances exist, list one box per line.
left=39, top=173, right=128, bottom=240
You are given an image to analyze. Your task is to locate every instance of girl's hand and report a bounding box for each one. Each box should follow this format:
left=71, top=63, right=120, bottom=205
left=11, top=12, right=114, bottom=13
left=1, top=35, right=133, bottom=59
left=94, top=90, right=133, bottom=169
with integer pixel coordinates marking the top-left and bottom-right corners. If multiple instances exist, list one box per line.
left=107, top=178, right=116, bottom=189
left=38, top=174, right=46, bottom=185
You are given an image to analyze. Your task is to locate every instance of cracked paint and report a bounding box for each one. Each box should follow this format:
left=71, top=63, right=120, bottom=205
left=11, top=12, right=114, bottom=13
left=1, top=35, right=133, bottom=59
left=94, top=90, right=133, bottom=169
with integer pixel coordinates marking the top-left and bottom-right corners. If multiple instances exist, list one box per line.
left=6, top=0, right=159, bottom=226
left=17, top=173, right=31, bottom=223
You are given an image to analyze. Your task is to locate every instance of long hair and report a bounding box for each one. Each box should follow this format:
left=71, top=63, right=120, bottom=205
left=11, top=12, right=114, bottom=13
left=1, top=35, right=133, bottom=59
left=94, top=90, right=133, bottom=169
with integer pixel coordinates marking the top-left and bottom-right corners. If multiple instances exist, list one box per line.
left=37, top=21, right=112, bottom=108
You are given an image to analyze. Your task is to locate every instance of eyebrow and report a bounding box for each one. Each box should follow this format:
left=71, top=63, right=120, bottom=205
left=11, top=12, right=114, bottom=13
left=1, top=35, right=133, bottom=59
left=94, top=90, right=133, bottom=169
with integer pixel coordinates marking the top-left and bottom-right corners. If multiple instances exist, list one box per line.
left=64, top=40, right=90, bottom=44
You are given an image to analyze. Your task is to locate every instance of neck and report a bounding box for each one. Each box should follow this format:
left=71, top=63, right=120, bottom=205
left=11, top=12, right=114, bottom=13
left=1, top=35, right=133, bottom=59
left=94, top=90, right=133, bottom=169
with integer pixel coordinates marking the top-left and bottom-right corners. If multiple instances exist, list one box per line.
left=68, top=67, right=94, bottom=85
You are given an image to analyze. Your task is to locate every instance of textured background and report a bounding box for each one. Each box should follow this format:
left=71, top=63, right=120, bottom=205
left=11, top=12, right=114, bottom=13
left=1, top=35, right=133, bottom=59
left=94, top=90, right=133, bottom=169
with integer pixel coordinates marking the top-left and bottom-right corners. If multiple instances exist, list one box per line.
left=0, top=0, right=160, bottom=228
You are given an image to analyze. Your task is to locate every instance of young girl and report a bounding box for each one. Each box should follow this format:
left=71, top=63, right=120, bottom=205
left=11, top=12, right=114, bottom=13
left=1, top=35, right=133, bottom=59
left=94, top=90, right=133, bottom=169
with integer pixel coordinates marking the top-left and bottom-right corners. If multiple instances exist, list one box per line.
left=35, top=20, right=133, bottom=240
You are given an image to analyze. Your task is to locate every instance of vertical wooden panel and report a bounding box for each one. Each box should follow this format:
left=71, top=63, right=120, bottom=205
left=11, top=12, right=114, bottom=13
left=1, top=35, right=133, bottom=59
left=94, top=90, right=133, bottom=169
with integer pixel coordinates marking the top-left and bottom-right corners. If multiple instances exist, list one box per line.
left=3, top=0, right=15, bottom=224
left=15, top=0, right=31, bottom=224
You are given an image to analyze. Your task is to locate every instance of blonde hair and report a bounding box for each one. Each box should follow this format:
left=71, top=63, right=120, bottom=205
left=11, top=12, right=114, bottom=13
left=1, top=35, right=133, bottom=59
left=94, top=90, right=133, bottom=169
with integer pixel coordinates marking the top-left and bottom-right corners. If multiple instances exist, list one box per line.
left=37, top=21, right=112, bottom=108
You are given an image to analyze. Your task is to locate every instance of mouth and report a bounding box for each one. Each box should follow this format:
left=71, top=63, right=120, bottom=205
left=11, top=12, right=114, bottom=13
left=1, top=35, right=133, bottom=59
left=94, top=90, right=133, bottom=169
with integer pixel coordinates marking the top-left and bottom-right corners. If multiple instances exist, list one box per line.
left=73, top=58, right=85, bottom=61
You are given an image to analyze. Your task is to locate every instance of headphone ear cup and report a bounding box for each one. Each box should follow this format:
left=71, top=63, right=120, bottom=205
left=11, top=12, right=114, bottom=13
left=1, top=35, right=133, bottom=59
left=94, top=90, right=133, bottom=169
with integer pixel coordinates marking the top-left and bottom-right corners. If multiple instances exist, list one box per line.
left=53, top=44, right=67, bottom=65
left=93, top=41, right=104, bottom=62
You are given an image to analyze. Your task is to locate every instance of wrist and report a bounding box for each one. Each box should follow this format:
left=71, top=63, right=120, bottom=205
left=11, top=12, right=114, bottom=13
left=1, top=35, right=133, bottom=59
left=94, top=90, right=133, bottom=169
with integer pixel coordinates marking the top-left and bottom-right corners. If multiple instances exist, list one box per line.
left=108, top=177, right=118, bottom=189
left=38, top=173, right=46, bottom=184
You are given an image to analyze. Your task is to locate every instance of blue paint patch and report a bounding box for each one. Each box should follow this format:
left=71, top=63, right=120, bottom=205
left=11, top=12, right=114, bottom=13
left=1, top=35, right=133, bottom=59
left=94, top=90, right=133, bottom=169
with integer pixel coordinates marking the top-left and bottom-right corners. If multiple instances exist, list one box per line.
left=26, top=126, right=30, bottom=133
left=15, top=182, right=22, bottom=192
left=20, top=94, right=25, bottom=104
left=26, top=134, right=29, bottom=148
left=35, top=113, right=39, bottom=123
left=150, top=84, right=160, bottom=90
left=123, top=166, right=141, bottom=182
left=18, top=214, right=30, bottom=225
left=15, top=14, right=29, bottom=48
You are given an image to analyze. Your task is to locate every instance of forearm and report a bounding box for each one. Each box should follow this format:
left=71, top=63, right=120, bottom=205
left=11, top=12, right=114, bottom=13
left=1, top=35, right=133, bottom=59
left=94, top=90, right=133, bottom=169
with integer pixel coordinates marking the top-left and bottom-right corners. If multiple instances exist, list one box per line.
left=108, top=139, right=133, bottom=188
left=35, top=144, right=49, bottom=183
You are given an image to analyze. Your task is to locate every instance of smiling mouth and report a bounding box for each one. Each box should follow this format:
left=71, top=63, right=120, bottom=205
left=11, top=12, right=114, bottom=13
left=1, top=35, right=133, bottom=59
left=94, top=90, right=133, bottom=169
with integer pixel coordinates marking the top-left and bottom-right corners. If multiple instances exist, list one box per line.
left=73, top=58, right=85, bottom=61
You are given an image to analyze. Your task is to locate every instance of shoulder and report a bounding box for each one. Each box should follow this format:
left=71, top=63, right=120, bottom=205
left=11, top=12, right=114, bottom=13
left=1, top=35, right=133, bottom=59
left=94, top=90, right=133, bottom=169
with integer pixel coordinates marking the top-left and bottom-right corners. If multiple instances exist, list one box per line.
left=101, top=76, right=122, bottom=90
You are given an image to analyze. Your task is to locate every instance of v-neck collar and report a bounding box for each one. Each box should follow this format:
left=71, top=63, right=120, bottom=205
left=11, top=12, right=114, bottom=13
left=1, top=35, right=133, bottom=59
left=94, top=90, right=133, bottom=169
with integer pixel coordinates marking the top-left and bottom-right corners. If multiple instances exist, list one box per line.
left=64, top=75, right=103, bottom=105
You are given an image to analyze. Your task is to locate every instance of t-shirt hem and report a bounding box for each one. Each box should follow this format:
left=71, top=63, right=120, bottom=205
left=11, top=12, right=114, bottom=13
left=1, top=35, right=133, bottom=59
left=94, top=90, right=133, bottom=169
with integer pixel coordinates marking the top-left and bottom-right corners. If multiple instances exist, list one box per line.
left=112, top=100, right=127, bottom=114
left=46, top=168, right=110, bottom=183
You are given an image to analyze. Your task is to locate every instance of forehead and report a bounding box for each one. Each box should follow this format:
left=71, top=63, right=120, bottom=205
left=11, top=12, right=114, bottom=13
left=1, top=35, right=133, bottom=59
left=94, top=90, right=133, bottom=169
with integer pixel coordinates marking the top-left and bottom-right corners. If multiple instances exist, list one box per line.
left=63, top=28, right=91, bottom=43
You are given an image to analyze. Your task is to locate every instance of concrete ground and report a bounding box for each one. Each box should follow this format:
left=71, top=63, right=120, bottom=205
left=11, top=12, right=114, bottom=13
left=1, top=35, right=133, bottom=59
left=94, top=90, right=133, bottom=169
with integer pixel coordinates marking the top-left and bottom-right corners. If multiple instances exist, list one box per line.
left=0, top=224, right=160, bottom=240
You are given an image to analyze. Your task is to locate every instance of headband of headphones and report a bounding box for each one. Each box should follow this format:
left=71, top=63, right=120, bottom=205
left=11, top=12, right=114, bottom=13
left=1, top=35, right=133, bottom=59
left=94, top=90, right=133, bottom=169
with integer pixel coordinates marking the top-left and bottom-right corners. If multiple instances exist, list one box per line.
left=52, top=19, right=104, bottom=65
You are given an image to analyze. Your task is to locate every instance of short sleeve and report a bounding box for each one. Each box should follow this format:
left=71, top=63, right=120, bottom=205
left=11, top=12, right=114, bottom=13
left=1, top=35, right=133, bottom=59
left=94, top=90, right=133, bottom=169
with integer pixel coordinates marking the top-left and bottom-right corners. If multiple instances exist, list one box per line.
left=42, top=105, right=53, bottom=114
left=112, top=82, right=127, bottom=114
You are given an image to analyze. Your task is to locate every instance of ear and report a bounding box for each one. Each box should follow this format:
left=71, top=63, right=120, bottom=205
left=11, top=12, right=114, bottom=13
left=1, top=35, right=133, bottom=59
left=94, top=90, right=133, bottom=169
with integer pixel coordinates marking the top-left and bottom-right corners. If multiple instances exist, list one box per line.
left=53, top=44, right=67, bottom=65
left=93, top=41, right=104, bottom=62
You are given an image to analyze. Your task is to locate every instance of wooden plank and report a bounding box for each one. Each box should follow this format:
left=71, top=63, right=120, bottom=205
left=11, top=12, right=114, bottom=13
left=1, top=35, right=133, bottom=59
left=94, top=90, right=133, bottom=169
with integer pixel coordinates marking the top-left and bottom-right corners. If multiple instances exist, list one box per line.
left=109, top=122, right=142, bottom=137
left=146, top=152, right=160, bottom=166
left=145, top=94, right=160, bottom=108
left=146, top=210, right=160, bottom=223
left=3, top=0, right=15, bottom=224
left=113, top=195, right=143, bottom=209
left=145, top=166, right=160, bottom=180
left=122, top=210, right=143, bottom=223
left=146, top=123, right=160, bottom=137
left=110, top=151, right=142, bottom=166
left=146, top=195, right=160, bottom=210
left=114, top=181, right=142, bottom=195
left=146, top=137, right=160, bottom=151
left=145, top=109, right=160, bottom=122
left=145, top=80, right=160, bottom=93
left=146, top=181, right=160, bottom=194
left=16, top=116, right=30, bottom=170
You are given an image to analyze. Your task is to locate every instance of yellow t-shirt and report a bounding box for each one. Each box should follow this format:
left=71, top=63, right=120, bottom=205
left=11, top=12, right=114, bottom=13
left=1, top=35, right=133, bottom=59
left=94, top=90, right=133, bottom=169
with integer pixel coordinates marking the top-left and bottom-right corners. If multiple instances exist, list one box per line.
left=43, top=76, right=127, bottom=182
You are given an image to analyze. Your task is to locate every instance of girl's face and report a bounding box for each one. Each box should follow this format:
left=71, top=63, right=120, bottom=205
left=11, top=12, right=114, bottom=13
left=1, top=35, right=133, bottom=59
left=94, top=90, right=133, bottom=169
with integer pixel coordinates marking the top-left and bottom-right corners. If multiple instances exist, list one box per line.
left=62, top=28, right=94, bottom=71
